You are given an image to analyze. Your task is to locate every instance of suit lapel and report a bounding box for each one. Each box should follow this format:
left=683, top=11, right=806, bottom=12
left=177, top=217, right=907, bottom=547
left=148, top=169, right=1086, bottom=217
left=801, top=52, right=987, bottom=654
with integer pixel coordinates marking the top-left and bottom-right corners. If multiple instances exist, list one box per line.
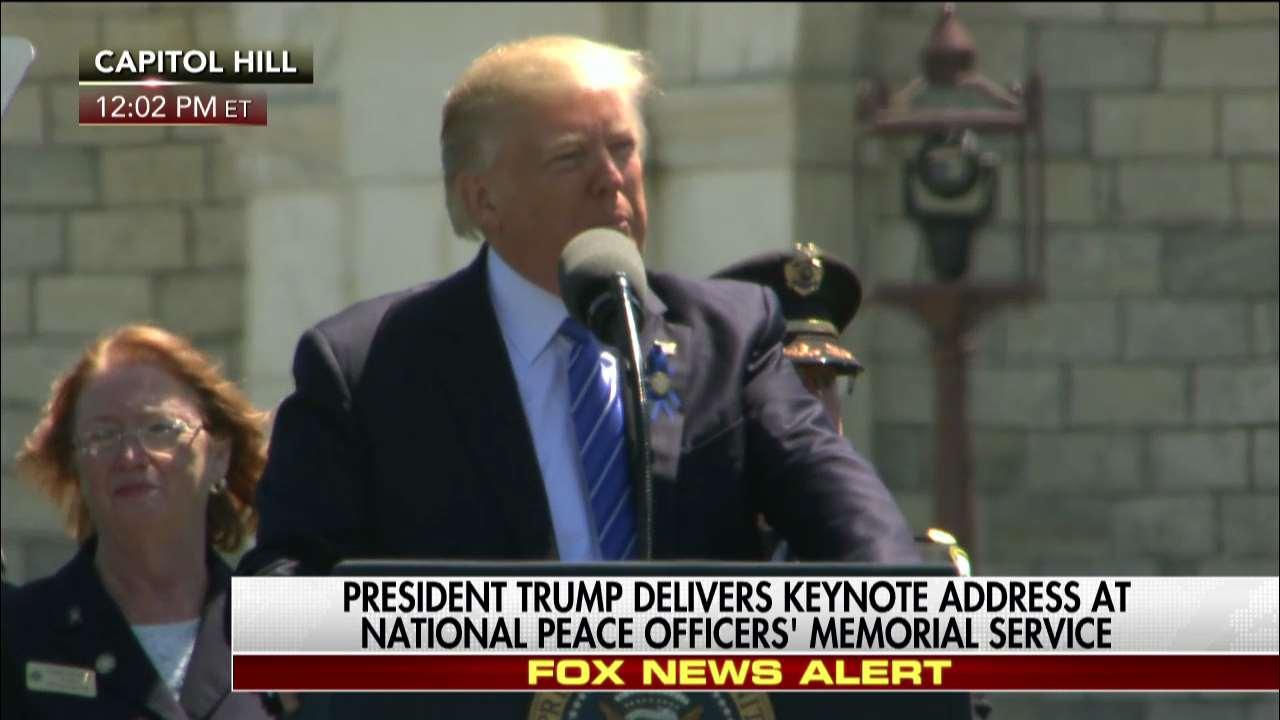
left=179, top=559, right=233, bottom=720
left=637, top=284, right=692, bottom=558
left=43, top=541, right=188, bottom=720
left=429, top=246, right=556, bottom=559
left=638, top=284, right=692, bottom=473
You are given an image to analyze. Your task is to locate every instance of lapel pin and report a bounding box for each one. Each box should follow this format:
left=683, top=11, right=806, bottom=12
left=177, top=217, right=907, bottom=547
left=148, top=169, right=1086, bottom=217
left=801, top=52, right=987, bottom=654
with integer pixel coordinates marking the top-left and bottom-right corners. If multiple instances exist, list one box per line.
left=648, top=371, right=671, bottom=397
left=645, top=342, right=682, bottom=420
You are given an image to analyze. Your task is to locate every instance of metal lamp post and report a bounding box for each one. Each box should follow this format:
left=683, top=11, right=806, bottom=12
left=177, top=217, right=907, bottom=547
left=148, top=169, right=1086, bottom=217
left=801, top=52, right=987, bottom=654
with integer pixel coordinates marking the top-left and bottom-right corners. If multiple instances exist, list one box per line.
left=857, top=3, right=1046, bottom=568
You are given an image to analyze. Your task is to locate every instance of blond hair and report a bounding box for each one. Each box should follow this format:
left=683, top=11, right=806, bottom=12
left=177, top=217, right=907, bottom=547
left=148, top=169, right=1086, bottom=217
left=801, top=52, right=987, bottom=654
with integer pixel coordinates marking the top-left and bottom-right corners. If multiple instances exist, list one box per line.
left=440, top=35, right=654, bottom=238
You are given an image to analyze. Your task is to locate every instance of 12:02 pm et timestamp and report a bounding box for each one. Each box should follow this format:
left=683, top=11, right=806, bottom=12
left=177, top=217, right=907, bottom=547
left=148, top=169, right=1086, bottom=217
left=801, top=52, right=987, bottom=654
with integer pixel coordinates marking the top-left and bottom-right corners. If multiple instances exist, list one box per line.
left=79, top=88, right=267, bottom=126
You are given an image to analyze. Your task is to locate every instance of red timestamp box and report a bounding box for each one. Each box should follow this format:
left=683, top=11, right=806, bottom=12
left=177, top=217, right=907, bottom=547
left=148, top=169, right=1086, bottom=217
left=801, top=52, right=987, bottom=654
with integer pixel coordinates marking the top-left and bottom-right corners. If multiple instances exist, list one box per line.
left=79, top=86, right=268, bottom=126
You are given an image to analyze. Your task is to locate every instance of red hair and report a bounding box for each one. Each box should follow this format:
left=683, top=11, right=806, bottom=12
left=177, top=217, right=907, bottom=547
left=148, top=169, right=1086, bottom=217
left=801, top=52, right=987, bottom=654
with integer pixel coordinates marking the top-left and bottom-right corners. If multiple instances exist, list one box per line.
left=17, top=324, right=268, bottom=552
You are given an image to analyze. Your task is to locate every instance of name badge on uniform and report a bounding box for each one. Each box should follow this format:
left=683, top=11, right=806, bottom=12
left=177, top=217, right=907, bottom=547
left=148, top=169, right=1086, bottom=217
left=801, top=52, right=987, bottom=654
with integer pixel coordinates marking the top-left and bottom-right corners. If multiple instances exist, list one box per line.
left=26, top=661, right=97, bottom=698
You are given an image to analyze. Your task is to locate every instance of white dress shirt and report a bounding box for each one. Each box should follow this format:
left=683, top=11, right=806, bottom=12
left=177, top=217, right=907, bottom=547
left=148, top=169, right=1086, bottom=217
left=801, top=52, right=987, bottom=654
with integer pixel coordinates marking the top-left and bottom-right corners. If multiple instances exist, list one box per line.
left=486, top=247, right=601, bottom=561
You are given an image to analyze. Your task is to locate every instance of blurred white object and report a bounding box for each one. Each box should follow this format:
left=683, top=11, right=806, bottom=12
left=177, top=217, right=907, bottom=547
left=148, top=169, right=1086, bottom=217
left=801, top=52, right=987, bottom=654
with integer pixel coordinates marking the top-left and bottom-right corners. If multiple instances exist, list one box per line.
left=1, top=36, right=36, bottom=117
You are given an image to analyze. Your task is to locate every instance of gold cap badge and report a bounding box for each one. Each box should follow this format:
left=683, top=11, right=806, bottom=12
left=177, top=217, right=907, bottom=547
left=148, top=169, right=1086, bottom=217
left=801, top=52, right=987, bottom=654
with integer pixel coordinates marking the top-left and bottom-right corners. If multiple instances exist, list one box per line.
left=784, top=242, right=824, bottom=297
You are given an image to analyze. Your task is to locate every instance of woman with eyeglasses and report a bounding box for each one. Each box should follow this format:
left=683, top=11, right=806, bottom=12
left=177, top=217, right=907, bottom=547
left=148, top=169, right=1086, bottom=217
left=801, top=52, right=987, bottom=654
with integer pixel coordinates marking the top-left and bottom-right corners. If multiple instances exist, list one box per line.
left=1, top=324, right=276, bottom=719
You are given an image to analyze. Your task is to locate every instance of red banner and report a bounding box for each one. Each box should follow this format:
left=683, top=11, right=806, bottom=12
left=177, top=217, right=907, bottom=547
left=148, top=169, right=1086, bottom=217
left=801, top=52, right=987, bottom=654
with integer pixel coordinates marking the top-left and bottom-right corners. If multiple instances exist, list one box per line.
left=233, top=654, right=1280, bottom=692
left=79, top=86, right=268, bottom=126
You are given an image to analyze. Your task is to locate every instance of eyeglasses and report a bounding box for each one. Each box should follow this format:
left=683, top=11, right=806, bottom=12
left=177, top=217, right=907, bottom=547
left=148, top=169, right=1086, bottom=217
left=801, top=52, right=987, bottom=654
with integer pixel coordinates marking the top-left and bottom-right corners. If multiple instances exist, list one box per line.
left=74, top=417, right=205, bottom=459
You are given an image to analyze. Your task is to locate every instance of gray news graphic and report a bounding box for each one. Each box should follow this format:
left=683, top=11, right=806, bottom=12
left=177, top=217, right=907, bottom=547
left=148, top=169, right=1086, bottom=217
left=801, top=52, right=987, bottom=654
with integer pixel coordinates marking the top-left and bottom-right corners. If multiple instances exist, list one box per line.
left=1, top=36, right=35, bottom=115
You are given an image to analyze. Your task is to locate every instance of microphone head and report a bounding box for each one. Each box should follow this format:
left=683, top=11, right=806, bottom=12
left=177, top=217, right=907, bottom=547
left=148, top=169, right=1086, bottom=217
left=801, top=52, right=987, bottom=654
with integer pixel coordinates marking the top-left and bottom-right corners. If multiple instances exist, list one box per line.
left=558, top=227, right=649, bottom=329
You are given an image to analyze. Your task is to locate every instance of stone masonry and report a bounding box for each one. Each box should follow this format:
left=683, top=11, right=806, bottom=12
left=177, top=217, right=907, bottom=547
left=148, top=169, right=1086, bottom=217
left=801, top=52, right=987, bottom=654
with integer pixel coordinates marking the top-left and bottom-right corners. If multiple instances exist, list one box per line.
left=1, top=2, right=247, bottom=580
left=0, top=4, right=1276, bottom=718
left=859, top=5, right=1277, bottom=715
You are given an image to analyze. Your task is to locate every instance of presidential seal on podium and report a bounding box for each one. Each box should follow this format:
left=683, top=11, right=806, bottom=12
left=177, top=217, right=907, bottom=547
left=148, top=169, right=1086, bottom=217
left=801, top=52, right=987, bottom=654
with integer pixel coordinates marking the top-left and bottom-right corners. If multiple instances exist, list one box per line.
left=528, top=691, right=776, bottom=720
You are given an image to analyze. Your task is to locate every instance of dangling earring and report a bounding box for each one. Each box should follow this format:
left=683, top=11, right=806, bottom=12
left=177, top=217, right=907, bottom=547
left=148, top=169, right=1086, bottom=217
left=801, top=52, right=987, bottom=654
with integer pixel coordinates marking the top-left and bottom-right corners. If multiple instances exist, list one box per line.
left=211, top=477, right=228, bottom=495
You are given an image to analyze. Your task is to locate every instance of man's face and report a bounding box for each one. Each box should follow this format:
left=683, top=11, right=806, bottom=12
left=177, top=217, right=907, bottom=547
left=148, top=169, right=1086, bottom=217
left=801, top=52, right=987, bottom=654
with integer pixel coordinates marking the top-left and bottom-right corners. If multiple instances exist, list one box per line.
left=472, top=85, right=648, bottom=294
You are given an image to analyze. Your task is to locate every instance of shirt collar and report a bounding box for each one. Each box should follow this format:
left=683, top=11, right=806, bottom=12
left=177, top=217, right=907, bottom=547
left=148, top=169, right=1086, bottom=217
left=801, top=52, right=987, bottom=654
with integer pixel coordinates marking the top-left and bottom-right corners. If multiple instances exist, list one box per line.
left=486, top=246, right=568, bottom=367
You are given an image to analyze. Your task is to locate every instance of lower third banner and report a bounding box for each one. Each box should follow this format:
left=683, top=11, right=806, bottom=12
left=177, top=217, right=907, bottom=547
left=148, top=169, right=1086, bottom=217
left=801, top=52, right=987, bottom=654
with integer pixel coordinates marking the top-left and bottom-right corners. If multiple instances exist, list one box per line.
left=232, top=654, right=1278, bottom=692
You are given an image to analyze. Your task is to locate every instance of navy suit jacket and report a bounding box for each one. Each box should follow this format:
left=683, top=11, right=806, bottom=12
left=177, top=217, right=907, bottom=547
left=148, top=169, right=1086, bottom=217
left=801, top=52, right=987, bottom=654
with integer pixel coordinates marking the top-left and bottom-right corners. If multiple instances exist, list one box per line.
left=240, top=245, right=917, bottom=572
left=233, top=245, right=921, bottom=718
left=2, top=539, right=271, bottom=720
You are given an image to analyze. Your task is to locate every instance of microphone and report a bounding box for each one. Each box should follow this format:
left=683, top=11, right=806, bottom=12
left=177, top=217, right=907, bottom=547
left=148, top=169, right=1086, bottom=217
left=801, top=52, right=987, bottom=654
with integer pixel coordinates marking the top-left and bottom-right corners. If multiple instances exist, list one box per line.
left=558, top=227, right=649, bottom=345
left=557, top=227, right=654, bottom=560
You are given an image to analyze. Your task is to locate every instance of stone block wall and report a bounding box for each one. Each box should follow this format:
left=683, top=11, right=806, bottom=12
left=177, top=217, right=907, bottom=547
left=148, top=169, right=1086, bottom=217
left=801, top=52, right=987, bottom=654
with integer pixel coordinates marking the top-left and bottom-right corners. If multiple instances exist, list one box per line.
left=859, top=3, right=1278, bottom=582
left=0, top=5, right=1275, bottom=716
left=0, top=2, right=246, bottom=581
left=856, top=11, right=1276, bottom=716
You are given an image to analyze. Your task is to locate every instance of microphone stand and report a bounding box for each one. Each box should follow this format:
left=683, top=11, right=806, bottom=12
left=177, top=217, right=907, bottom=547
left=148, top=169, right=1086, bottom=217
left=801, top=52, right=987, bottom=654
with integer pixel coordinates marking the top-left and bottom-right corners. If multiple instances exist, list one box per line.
left=608, top=272, right=654, bottom=560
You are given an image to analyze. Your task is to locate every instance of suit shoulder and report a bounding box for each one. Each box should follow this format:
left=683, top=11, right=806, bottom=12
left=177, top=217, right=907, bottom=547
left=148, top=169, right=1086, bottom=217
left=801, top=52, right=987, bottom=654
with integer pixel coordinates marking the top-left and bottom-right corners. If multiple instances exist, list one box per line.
left=299, top=273, right=463, bottom=389
left=311, top=282, right=432, bottom=351
left=2, top=564, right=72, bottom=633
left=308, top=248, right=485, bottom=351
left=3, top=574, right=50, bottom=613
left=650, top=272, right=773, bottom=325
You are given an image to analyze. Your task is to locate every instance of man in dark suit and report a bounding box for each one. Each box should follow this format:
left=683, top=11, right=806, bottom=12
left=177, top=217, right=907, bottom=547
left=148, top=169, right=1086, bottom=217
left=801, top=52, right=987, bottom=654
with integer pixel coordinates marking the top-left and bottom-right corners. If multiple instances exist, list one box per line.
left=240, top=33, right=916, bottom=574
left=236, top=34, right=918, bottom=717
left=712, top=243, right=870, bottom=562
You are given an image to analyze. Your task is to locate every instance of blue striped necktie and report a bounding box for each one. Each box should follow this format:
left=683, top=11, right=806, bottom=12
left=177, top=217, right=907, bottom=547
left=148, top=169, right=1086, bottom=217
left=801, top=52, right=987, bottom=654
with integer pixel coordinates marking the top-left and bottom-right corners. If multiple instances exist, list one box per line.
left=558, top=318, right=638, bottom=560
